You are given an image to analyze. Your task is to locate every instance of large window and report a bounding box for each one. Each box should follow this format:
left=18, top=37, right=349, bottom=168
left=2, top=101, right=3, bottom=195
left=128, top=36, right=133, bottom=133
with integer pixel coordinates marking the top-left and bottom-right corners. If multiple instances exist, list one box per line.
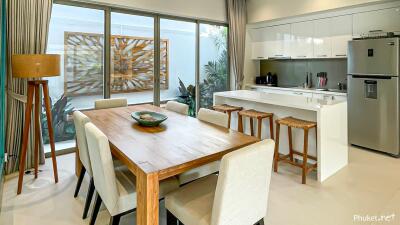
left=199, top=24, right=229, bottom=109
left=46, top=4, right=105, bottom=151
left=110, top=12, right=155, bottom=104
left=46, top=2, right=228, bottom=151
left=160, top=19, right=196, bottom=116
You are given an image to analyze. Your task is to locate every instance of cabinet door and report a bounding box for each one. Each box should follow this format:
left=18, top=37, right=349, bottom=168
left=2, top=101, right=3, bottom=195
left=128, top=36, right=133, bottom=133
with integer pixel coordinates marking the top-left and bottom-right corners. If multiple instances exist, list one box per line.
left=272, top=24, right=291, bottom=58
left=331, top=15, right=352, bottom=58
left=251, top=42, right=268, bottom=60
left=313, top=18, right=332, bottom=58
left=353, top=7, right=400, bottom=37
left=291, top=21, right=314, bottom=59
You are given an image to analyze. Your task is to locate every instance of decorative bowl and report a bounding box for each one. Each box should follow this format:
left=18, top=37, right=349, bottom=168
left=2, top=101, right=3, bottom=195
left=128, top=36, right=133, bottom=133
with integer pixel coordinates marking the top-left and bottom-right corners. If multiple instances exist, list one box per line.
left=131, top=111, right=168, bottom=127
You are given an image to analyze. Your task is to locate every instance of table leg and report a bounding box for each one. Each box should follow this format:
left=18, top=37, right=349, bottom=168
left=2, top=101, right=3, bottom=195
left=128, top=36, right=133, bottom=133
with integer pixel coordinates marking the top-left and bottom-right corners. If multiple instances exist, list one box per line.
left=137, top=171, right=159, bottom=225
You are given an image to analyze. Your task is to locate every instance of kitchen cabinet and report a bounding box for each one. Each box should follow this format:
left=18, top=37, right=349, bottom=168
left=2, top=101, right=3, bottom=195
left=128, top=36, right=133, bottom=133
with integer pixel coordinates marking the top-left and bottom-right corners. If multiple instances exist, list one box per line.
left=291, top=21, right=314, bottom=59
left=251, top=42, right=268, bottom=60
left=250, top=24, right=291, bottom=59
left=313, top=18, right=332, bottom=58
left=353, top=7, right=400, bottom=37
left=331, top=15, right=352, bottom=58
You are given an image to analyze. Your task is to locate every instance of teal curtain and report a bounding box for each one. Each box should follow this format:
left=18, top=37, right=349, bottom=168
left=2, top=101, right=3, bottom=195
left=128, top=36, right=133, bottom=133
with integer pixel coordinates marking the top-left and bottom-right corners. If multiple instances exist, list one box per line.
left=0, top=0, right=6, bottom=173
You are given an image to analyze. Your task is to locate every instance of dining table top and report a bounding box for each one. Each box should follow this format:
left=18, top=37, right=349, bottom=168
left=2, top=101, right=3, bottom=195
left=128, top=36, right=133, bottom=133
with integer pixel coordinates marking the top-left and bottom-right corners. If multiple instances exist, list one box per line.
left=83, top=104, right=259, bottom=179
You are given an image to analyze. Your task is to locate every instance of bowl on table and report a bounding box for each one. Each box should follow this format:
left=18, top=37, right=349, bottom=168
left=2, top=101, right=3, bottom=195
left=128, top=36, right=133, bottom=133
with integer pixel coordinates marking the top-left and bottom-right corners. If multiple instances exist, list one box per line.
left=131, top=111, right=168, bottom=127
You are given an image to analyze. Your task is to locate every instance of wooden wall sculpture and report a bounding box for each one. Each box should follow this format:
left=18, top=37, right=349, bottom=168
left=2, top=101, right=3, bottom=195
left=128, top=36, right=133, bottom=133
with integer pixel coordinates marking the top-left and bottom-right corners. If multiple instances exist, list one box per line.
left=64, top=32, right=169, bottom=96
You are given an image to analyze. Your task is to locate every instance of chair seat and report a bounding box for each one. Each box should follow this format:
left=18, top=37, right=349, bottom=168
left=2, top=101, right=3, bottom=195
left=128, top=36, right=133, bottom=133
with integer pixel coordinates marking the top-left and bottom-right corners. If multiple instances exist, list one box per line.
left=178, top=161, right=220, bottom=185
left=238, top=109, right=272, bottom=119
left=109, top=166, right=180, bottom=216
left=276, top=116, right=317, bottom=129
left=212, top=104, right=242, bottom=113
left=166, top=175, right=218, bottom=225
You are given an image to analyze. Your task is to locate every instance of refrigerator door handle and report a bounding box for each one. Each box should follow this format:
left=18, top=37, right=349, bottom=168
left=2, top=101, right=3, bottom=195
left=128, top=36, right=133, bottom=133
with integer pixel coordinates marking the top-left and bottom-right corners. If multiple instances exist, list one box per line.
left=350, top=74, right=392, bottom=79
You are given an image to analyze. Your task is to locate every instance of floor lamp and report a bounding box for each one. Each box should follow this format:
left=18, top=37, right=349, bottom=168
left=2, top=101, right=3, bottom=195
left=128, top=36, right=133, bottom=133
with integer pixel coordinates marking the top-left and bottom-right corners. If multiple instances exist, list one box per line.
left=11, top=54, right=60, bottom=195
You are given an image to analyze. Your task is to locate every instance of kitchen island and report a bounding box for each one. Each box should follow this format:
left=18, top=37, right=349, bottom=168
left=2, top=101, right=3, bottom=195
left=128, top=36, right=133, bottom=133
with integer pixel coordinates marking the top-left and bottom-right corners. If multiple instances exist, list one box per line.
left=214, top=90, right=348, bottom=182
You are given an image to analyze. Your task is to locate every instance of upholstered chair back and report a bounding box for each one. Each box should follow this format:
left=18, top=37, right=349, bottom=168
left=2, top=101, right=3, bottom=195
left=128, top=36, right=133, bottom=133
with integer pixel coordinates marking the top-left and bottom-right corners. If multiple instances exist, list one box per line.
left=73, top=111, right=92, bottom=176
left=197, top=108, right=229, bottom=128
left=166, top=101, right=189, bottom=115
left=211, top=139, right=275, bottom=225
left=85, top=122, right=120, bottom=211
left=94, top=98, right=128, bottom=109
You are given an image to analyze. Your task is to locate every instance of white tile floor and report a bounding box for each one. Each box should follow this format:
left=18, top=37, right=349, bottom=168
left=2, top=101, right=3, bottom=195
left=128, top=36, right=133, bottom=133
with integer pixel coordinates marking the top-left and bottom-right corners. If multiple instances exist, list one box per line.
left=1, top=146, right=399, bottom=225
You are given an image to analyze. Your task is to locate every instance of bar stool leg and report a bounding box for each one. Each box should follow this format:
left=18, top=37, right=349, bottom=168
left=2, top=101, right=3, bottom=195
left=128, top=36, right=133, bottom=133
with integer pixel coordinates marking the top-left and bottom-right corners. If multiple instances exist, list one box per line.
left=274, top=123, right=281, bottom=172
left=227, top=111, right=232, bottom=129
left=302, top=129, right=309, bottom=184
left=238, top=114, right=243, bottom=132
left=269, top=116, right=274, bottom=140
left=288, top=127, right=294, bottom=162
left=257, top=118, right=262, bottom=139
left=250, top=117, right=254, bottom=136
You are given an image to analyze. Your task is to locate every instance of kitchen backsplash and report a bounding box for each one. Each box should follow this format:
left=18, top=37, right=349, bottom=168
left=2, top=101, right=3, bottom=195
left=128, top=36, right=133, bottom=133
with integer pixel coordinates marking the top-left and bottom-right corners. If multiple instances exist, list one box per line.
left=259, top=59, right=347, bottom=90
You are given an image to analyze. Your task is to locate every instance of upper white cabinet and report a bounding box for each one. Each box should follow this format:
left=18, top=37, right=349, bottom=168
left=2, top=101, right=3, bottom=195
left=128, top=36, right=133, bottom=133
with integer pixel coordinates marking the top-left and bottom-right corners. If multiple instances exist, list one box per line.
left=249, top=24, right=291, bottom=59
left=330, top=15, right=352, bottom=58
left=313, top=18, right=332, bottom=58
left=353, top=7, right=400, bottom=37
left=291, top=21, right=314, bottom=59
left=249, top=3, right=400, bottom=60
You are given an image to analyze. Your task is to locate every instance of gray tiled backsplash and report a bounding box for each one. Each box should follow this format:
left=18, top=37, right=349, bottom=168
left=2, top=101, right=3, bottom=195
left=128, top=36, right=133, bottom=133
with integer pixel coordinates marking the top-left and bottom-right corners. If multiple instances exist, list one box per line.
left=260, top=59, right=347, bottom=89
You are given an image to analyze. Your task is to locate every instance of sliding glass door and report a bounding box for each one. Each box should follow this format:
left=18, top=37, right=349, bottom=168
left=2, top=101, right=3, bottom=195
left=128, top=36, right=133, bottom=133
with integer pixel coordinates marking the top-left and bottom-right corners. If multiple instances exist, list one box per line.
left=46, top=3, right=105, bottom=151
left=160, top=19, right=196, bottom=116
left=199, top=24, right=229, bottom=109
left=110, top=12, right=155, bottom=105
left=46, top=2, right=229, bottom=151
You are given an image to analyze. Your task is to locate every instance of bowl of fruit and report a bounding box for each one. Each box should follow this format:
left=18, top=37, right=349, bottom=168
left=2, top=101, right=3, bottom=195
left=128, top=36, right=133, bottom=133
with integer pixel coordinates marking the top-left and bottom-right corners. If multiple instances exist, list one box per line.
left=131, top=111, right=168, bottom=127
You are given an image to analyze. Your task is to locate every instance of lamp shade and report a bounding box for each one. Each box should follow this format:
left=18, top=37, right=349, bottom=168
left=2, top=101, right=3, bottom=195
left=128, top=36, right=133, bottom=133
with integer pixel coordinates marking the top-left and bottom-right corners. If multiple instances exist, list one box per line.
left=11, top=54, right=60, bottom=78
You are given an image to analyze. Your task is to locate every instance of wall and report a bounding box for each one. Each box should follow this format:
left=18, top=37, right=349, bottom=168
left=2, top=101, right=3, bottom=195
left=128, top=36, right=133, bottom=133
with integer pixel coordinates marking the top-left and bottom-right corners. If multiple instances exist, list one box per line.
left=87, top=0, right=227, bottom=23
left=260, top=59, right=347, bottom=89
left=247, top=0, right=392, bottom=23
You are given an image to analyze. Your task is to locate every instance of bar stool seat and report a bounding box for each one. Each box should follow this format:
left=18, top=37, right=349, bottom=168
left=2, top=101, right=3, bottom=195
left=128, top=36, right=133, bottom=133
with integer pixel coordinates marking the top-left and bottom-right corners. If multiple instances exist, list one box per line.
left=274, top=116, right=317, bottom=184
left=238, top=109, right=274, bottom=140
left=212, top=104, right=243, bottom=128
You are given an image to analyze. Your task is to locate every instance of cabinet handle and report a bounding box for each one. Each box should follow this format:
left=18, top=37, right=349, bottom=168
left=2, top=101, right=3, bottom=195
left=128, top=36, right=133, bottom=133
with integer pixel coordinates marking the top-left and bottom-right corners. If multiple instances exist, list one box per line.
left=293, top=92, right=303, bottom=95
left=369, top=29, right=383, bottom=33
left=335, top=54, right=346, bottom=57
left=297, top=55, right=307, bottom=58
left=257, top=57, right=264, bottom=59
left=274, top=54, right=283, bottom=56
left=317, top=55, right=327, bottom=57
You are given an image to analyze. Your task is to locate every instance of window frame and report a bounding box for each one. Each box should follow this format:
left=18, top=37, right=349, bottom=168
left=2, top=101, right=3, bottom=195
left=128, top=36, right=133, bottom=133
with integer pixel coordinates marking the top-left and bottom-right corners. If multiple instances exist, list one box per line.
left=53, top=0, right=230, bottom=111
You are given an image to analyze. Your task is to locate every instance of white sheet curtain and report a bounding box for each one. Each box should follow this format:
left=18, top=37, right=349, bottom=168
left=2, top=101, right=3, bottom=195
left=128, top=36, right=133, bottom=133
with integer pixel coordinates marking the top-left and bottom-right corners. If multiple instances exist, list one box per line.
left=227, top=0, right=247, bottom=90
left=5, top=0, right=53, bottom=174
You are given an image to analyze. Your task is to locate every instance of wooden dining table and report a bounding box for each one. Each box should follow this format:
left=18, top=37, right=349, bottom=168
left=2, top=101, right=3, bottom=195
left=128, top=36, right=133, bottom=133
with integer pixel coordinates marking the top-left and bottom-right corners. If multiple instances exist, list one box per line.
left=83, top=104, right=259, bottom=225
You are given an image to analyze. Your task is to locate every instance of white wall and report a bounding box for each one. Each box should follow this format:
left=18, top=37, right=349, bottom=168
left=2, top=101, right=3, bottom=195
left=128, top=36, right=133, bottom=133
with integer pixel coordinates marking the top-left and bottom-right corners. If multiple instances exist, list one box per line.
left=246, top=0, right=392, bottom=23
left=87, top=0, right=227, bottom=22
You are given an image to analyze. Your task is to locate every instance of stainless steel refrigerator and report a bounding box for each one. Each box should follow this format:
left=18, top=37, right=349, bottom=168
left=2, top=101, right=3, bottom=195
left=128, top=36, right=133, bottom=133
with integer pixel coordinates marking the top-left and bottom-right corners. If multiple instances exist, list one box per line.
left=348, top=37, right=400, bottom=157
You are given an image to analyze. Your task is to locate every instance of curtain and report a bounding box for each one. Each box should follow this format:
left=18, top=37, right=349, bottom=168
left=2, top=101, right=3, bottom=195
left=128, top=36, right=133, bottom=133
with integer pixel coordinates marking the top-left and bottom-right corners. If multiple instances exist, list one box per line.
left=0, top=0, right=6, bottom=173
left=5, top=0, right=53, bottom=174
left=227, top=0, right=247, bottom=90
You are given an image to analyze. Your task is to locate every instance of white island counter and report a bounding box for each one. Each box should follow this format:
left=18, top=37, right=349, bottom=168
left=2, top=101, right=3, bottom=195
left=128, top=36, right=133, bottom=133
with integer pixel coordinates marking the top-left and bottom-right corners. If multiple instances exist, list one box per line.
left=214, top=90, right=348, bottom=182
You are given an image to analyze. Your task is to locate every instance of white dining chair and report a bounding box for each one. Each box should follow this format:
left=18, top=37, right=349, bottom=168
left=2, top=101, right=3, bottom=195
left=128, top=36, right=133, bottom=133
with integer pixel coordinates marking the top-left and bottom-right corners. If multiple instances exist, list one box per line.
left=177, top=108, right=229, bottom=185
left=166, top=101, right=189, bottom=115
left=72, top=111, right=95, bottom=219
left=94, top=98, right=128, bottom=109
left=84, top=122, right=180, bottom=225
left=165, top=139, right=275, bottom=225
left=197, top=108, right=229, bottom=127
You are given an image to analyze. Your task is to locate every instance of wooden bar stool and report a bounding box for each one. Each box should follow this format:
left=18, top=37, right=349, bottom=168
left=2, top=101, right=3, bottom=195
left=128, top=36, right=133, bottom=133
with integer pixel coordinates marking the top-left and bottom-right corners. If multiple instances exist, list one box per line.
left=212, top=104, right=243, bottom=129
left=238, top=109, right=274, bottom=140
left=274, top=117, right=317, bottom=184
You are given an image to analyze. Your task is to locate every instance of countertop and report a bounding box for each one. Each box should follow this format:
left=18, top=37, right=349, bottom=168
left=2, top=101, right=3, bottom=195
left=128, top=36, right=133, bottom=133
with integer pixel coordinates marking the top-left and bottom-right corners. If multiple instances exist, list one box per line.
left=248, top=84, right=347, bottom=96
left=214, top=90, right=346, bottom=112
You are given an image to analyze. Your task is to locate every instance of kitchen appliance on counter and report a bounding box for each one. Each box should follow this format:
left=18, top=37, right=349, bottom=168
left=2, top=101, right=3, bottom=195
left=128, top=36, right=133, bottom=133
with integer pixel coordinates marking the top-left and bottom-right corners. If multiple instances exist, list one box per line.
left=348, top=37, right=400, bottom=157
left=256, top=72, right=278, bottom=86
